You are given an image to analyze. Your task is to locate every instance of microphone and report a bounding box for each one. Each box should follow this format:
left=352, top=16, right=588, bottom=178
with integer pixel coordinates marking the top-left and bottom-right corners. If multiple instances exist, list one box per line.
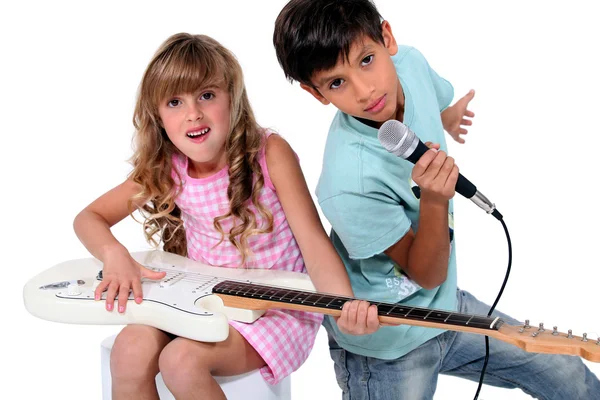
left=378, top=119, right=502, bottom=220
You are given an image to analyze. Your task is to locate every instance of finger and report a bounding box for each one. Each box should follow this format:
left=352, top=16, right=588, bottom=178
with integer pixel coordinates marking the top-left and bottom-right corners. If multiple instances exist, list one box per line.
left=104, top=282, right=119, bottom=311
left=460, top=119, right=472, bottom=126
left=366, top=305, right=380, bottom=333
left=435, top=156, right=455, bottom=184
left=337, top=301, right=352, bottom=333
left=459, top=128, right=468, bottom=135
left=140, top=264, right=167, bottom=281
left=423, top=150, right=448, bottom=180
left=424, top=141, right=440, bottom=149
left=94, top=280, right=109, bottom=301
left=117, top=284, right=131, bottom=313
left=462, top=89, right=475, bottom=102
left=465, top=110, right=475, bottom=118
left=445, top=165, right=460, bottom=190
left=413, top=148, right=439, bottom=178
left=132, top=279, right=143, bottom=304
left=417, top=151, right=447, bottom=188
left=356, top=301, right=370, bottom=329
left=346, top=300, right=359, bottom=328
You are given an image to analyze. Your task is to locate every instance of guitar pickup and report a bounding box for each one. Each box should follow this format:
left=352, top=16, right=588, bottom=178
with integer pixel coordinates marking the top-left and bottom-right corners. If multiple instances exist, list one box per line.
left=39, top=280, right=85, bottom=290
left=159, top=272, right=185, bottom=288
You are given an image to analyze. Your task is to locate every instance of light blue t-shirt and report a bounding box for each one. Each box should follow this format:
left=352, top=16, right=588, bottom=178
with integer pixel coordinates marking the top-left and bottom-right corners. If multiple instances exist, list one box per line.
left=317, top=46, right=457, bottom=359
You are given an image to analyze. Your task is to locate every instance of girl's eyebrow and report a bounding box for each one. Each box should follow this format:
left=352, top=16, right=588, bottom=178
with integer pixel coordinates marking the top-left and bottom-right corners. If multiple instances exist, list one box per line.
left=196, top=84, right=224, bottom=93
left=167, top=85, right=220, bottom=99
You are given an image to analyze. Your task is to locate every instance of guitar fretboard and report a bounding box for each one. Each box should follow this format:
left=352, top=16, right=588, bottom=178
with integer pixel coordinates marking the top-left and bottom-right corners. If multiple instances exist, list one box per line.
left=213, top=281, right=503, bottom=331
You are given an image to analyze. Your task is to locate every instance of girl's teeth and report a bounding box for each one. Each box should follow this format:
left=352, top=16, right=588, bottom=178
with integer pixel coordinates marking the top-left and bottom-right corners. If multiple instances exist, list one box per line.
left=187, top=127, right=210, bottom=138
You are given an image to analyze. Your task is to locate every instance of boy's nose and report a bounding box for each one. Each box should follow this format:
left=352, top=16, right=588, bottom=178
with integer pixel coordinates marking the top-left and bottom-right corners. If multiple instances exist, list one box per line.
left=355, top=81, right=375, bottom=103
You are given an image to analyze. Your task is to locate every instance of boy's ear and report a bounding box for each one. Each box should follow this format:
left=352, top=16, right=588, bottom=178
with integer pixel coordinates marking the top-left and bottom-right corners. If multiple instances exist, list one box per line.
left=300, top=83, right=331, bottom=105
left=381, top=20, right=398, bottom=56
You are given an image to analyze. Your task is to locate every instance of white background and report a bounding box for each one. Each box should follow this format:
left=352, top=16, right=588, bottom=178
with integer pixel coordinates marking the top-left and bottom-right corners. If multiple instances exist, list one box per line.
left=2, top=1, right=599, bottom=399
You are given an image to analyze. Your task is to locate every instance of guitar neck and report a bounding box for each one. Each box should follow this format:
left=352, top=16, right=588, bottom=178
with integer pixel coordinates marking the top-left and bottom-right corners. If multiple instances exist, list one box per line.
left=212, top=280, right=503, bottom=335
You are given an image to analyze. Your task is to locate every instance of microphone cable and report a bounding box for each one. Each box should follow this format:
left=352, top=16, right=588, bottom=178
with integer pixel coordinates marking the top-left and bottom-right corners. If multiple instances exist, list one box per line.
left=473, top=210, right=512, bottom=400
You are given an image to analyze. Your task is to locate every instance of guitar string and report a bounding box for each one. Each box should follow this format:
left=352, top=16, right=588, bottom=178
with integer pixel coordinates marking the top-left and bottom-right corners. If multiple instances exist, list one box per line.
left=142, top=267, right=495, bottom=327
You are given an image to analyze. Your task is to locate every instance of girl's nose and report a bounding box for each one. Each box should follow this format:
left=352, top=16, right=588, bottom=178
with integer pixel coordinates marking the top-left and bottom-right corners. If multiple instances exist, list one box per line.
left=186, top=105, right=204, bottom=121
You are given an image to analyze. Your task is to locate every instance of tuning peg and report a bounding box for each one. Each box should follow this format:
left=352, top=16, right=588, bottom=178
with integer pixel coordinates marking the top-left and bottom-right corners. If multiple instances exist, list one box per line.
left=524, top=319, right=531, bottom=329
left=552, top=326, right=559, bottom=336
left=532, top=331, right=539, bottom=337
left=582, top=333, right=588, bottom=342
left=538, top=323, right=545, bottom=332
left=567, top=329, right=574, bottom=339
left=596, top=337, right=600, bottom=345
left=518, top=327, right=525, bottom=333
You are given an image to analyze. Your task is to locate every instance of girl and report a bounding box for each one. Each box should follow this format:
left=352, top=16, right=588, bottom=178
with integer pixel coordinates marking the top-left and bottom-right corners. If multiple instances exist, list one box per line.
left=73, top=33, right=377, bottom=399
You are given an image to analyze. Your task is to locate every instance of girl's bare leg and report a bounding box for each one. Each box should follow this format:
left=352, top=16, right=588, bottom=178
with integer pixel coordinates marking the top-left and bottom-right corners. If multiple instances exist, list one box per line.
left=159, top=326, right=266, bottom=400
left=110, top=325, right=172, bottom=400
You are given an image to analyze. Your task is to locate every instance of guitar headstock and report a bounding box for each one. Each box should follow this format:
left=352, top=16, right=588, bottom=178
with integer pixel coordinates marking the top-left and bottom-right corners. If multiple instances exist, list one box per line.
left=496, top=321, right=600, bottom=363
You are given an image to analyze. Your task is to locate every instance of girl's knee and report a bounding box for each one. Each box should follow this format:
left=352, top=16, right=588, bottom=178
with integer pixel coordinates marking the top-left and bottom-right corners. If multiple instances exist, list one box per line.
left=159, top=339, right=212, bottom=383
left=110, top=325, right=168, bottom=377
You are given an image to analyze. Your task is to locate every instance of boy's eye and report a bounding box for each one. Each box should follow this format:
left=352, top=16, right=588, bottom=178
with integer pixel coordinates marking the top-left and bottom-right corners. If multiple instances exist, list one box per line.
left=361, top=55, right=374, bottom=66
left=200, top=92, right=214, bottom=100
left=329, top=78, right=344, bottom=90
left=167, top=99, right=181, bottom=107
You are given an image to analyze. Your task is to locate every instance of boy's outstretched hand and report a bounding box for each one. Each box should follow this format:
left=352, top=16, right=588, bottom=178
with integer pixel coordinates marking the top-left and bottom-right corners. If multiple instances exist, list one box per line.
left=441, top=89, right=475, bottom=144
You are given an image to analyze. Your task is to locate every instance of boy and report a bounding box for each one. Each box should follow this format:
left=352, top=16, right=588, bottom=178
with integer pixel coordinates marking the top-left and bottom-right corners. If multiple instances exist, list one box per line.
left=273, top=0, right=600, bottom=398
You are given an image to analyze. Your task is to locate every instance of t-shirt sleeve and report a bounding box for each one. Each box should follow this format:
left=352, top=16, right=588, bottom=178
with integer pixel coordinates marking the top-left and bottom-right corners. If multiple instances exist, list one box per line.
left=319, top=192, right=412, bottom=260
left=408, top=47, right=454, bottom=112
left=428, top=62, right=454, bottom=112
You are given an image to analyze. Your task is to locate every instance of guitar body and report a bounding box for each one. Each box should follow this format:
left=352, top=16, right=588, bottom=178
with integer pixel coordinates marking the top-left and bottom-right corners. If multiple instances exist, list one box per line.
left=23, top=250, right=316, bottom=342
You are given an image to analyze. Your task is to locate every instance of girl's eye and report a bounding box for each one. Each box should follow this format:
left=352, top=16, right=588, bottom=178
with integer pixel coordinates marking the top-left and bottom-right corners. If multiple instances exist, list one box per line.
left=201, top=92, right=214, bottom=100
left=361, top=55, right=373, bottom=66
left=329, top=78, right=344, bottom=90
left=167, top=99, right=181, bottom=107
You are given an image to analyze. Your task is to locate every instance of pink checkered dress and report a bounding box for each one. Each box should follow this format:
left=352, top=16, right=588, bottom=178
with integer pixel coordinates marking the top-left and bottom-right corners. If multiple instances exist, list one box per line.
left=171, top=132, right=323, bottom=385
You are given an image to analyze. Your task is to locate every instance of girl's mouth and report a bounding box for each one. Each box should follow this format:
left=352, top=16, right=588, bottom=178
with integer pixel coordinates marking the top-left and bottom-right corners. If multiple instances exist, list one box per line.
left=187, top=127, right=210, bottom=138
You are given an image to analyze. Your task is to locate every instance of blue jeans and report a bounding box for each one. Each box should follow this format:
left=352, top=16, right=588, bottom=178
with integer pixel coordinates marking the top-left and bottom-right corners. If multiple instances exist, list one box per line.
left=328, top=290, right=600, bottom=399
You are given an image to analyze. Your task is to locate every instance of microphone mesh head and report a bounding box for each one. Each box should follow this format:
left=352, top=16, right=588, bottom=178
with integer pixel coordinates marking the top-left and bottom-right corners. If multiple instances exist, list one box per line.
left=377, top=120, right=415, bottom=157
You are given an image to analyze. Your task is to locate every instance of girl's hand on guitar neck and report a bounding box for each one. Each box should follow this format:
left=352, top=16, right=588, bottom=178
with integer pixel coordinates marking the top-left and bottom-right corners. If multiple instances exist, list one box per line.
left=94, top=246, right=166, bottom=313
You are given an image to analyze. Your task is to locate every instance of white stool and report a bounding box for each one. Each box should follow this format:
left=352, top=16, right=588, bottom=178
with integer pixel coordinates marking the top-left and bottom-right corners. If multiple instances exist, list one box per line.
left=100, top=334, right=291, bottom=399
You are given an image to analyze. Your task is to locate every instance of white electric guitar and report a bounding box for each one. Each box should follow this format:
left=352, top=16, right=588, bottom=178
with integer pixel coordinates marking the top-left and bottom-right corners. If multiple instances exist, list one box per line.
left=23, top=250, right=600, bottom=362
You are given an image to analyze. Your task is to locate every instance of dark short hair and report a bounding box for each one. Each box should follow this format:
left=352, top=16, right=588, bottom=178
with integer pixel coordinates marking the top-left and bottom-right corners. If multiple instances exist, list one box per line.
left=273, top=0, right=384, bottom=87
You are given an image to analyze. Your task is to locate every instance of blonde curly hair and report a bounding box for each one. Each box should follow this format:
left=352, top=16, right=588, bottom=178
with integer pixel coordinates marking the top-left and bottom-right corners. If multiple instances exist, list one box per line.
left=128, top=33, right=273, bottom=264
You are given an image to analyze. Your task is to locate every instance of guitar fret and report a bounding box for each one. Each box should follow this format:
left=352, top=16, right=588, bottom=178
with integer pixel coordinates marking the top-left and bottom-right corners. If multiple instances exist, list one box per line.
left=311, top=295, right=325, bottom=306
left=301, top=294, right=321, bottom=304
left=325, top=296, right=338, bottom=307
